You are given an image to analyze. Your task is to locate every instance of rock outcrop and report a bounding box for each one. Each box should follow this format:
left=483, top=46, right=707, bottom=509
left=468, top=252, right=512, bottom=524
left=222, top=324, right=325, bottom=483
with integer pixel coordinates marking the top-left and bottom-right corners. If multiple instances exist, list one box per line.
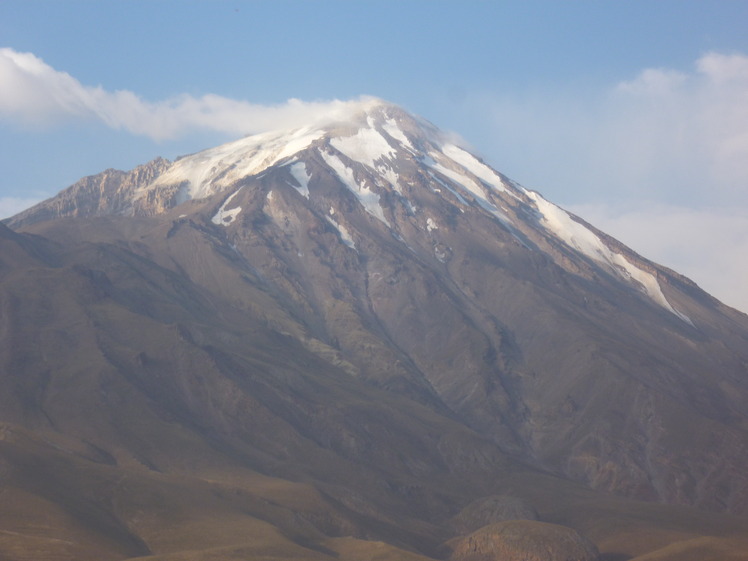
left=450, top=495, right=538, bottom=534
left=6, top=157, right=172, bottom=228
left=450, top=520, right=599, bottom=561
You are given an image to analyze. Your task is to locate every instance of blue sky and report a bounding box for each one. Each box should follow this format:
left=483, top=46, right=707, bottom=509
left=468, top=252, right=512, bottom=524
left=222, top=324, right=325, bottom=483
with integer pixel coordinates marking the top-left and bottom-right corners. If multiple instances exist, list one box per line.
left=1, top=1, right=747, bottom=312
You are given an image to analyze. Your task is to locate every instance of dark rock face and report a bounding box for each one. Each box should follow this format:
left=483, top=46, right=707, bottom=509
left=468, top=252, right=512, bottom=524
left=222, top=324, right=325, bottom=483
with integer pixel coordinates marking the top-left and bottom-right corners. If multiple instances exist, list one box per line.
left=2, top=100, right=748, bottom=560
left=450, top=520, right=600, bottom=561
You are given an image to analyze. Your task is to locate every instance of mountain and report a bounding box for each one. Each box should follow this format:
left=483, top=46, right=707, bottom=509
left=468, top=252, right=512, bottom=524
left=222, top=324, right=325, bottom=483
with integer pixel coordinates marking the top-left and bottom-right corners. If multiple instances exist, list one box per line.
left=3, top=98, right=748, bottom=561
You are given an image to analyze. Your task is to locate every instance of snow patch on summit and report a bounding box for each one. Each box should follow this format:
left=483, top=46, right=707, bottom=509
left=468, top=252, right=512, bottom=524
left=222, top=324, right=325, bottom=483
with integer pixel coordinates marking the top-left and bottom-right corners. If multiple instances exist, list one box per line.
left=287, top=161, right=311, bottom=199
left=320, top=150, right=390, bottom=226
left=143, top=127, right=324, bottom=200
left=377, top=164, right=402, bottom=194
left=326, top=208, right=356, bottom=250
left=382, top=118, right=414, bottom=150
left=212, top=188, right=243, bottom=226
left=424, top=153, right=512, bottom=225
left=330, top=126, right=397, bottom=168
left=441, top=144, right=509, bottom=194
left=529, top=191, right=692, bottom=324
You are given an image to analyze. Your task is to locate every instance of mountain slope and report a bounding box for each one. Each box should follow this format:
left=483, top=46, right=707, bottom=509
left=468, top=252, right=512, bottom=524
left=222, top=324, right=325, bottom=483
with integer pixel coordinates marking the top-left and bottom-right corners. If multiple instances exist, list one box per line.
left=3, top=98, right=748, bottom=560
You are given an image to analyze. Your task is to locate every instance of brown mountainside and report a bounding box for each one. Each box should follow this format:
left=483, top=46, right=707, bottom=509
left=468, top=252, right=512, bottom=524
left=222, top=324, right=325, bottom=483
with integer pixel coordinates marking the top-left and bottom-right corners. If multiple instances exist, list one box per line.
left=2, top=99, right=748, bottom=560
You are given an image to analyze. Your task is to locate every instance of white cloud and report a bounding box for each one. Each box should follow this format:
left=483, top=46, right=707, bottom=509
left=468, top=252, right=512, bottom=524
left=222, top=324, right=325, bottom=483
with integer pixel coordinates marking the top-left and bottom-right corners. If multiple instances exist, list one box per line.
left=0, top=48, right=374, bottom=140
left=604, top=52, right=748, bottom=204
left=0, top=49, right=91, bottom=126
left=568, top=202, right=748, bottom=314
left=459, top=52, right=748, bottom=211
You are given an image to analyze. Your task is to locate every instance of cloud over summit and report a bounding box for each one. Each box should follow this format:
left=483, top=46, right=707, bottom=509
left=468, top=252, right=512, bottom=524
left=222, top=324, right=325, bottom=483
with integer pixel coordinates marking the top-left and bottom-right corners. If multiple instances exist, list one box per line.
left=0, top=48, right=369, bottom=139
left=3, top=47, right=747, bottom=191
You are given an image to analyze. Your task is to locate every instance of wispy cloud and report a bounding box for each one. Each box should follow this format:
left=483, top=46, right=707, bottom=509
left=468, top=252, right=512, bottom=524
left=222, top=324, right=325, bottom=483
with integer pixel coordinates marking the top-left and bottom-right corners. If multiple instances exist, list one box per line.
left=0, top=48, right=372, bottom=140
left=465, top=52, right=748, bottom=210
left=604, top=52, right=748, bottom=204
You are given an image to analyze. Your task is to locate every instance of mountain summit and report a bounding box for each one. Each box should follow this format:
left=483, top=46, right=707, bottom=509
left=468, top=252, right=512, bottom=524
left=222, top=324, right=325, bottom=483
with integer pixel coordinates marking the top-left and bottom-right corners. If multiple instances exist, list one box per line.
left=3, top=100, right=748, bottom=561
left=8, top=98, right=694, bottom=322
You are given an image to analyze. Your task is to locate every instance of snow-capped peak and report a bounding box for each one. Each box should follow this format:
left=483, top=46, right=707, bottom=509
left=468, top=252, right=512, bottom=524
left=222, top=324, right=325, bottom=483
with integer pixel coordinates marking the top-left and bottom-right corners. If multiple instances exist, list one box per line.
left=137, top=97, right=423, bottom=202
left=141, top=125, right=324, bottom=202
left=128, top=99, right=692, bottom=323
left=9, top=96, right=697, bottom=326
